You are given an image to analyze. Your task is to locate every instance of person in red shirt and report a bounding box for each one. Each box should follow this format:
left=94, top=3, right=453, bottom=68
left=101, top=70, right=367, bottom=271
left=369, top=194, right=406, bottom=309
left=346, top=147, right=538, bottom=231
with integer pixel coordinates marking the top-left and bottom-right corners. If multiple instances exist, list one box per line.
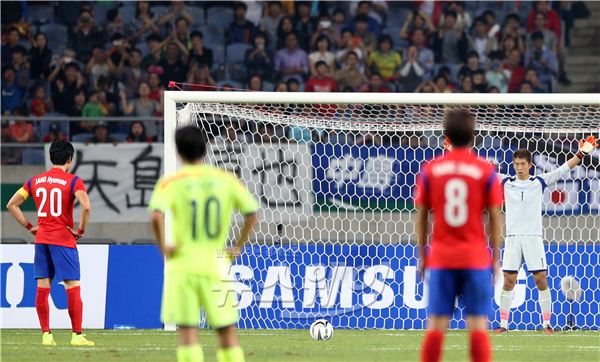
left=415, top=109, right=503, bottom=362
left=304, top=61, right=337, bottom=92
left=6, top=140, right=94, bottom=347
left=526, top=1, right=561, bottom=40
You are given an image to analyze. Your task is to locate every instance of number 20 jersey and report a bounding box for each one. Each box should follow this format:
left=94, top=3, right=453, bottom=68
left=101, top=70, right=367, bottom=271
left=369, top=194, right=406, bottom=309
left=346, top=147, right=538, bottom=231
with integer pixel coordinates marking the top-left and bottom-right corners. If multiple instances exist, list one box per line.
left=18, top=168, right=86, bottom=248
left=414, top=148, right=503, bottom=269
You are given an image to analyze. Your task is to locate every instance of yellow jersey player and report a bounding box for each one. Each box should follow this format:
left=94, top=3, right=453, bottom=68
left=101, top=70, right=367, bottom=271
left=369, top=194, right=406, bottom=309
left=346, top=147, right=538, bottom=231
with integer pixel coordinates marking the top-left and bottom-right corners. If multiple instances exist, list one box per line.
left=148, top=125, right=259, bottom=362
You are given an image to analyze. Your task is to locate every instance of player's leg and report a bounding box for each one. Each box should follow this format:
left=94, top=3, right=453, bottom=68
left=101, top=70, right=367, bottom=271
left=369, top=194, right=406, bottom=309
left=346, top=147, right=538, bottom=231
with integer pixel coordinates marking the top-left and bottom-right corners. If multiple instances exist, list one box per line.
left=498, top=236, right=522, bottom=333
left=464, top=269, right=493, bottom=362
left=420, top=269, right=456, bottom=362
left=177, top=325, right=203, bottom=362
left=523, top=236, right=553, bottom=333
left=34, top=244, right=55, bottom=345
left=216, top=325, right=244, bottom=362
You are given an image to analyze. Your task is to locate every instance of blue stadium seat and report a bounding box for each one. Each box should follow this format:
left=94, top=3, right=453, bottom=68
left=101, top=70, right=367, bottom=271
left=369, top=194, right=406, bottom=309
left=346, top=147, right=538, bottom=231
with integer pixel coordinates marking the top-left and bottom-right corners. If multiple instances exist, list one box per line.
left=226, top=43, right=252, bottom=64
left=200, top=24, right=225, bottom=47
left=386, top=8, right=411, bottom=28
left=28, top=4, right=55, bottom=25
left=216, top=80, right=243, bottom=90
left=206, top=7, right=234, bottom=29
left=39, top=24, right=68, bottom=50
left=188, top=6, right=205, bottom=27
left=112, top=133, right=128, bottom=142
left=212, top=44, right=225, bottom=64
left=92, top=3, right=115, bottom=25
left=22, top=148, right=45, bottom=165
left=262, top=81, right=274, bottom=92
left=72, top=133, right=92, bottom=143
left=119, top=6, right=136, bottom=24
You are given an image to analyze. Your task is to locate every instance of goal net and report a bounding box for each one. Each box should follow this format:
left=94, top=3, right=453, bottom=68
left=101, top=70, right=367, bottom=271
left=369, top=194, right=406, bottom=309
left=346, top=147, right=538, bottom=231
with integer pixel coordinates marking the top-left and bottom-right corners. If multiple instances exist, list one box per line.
left=165, top=92, right=600, bottom=330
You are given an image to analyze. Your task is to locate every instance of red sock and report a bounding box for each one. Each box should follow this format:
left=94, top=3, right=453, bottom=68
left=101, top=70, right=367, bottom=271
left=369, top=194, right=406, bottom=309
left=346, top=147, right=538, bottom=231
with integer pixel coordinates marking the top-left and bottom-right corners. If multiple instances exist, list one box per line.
left=36, top=287, right=51, bottom=333
left=470, top=330, right=491, bottom=362
left=421, top=330, right=444, bottom=362
left=66, top=286, right=83, bottom=334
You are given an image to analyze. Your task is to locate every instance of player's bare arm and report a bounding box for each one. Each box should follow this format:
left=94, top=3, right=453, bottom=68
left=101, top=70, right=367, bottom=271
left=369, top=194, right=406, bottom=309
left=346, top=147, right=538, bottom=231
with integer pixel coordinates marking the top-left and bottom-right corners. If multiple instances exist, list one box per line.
left=149, top=210, right=175, bottom=258
left=67, top=190, right=91, bottom=240
left=6, top=192, right=37, bottom=235
left=487, top=206, right=503, bottom=277
left=414, top=205, right=428, bottom=277
left=228, top=212, right=259, bottom=260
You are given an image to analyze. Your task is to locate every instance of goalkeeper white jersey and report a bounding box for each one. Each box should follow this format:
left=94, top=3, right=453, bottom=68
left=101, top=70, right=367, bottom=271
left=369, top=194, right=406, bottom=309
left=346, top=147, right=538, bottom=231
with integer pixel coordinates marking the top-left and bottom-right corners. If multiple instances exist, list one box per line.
left=501, top=163, right=571, bottom=236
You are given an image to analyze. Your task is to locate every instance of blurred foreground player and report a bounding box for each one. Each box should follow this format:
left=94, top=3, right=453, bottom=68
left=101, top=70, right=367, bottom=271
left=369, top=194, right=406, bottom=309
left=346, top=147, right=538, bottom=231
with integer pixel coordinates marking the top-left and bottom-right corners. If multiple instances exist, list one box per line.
left=148, top=125, right=259, bottom=362
left=415, top=110, right=503, bottom=362
left=6, top=140, right=93, bottom=346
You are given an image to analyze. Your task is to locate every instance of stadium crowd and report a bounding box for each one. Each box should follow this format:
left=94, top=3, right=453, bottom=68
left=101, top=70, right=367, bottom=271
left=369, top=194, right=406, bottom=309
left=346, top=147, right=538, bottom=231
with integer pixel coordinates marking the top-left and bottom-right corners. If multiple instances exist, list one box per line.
left=0, top=0, right=580, bottom=163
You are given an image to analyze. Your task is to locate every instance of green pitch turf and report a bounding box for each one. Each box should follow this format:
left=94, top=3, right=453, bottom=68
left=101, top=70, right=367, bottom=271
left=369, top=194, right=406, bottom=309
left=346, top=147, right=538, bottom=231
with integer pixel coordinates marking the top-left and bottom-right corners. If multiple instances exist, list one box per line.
left=1, top=329, right=599, bottom=361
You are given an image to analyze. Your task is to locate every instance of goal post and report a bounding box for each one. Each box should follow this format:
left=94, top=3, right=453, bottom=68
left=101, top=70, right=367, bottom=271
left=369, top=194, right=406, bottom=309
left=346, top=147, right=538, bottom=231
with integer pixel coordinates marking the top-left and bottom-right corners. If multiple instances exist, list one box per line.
left=163, top=91, right=600, bottom=330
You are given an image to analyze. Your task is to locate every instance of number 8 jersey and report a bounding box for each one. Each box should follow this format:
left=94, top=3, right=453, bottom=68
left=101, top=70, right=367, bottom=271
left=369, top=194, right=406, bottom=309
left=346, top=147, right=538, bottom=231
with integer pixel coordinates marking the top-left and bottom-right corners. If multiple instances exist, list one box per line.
left=18, top=168, right=86, bottom=248
left=414, top=148, right=503, bottom=269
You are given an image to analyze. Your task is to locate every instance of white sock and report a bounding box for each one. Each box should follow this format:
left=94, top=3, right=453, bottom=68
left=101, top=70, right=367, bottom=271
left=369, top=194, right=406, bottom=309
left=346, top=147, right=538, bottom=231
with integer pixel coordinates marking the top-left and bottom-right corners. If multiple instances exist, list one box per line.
left=499, top=289, right=513, bottom=329
left=539, top=288, right=552, bottom=328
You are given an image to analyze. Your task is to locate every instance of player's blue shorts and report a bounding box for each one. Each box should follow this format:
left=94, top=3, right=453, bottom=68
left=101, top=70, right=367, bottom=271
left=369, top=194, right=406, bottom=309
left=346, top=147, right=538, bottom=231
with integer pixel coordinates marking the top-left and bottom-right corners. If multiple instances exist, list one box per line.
left=34, top=244, right=80, bottom=281
left=428, top=268, right=492, bottom=316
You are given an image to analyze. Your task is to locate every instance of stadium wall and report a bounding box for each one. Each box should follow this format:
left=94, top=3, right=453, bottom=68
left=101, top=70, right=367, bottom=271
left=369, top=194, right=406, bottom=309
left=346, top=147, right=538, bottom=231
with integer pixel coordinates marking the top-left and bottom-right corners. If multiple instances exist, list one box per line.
left=1, top=244, right=598, bottom=330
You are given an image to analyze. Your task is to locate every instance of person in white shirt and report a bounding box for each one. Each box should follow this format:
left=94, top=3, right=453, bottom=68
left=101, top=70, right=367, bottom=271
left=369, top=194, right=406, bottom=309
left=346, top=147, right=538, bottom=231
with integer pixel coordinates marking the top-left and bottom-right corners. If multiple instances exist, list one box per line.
left=496, top=136, right=598, bottom=334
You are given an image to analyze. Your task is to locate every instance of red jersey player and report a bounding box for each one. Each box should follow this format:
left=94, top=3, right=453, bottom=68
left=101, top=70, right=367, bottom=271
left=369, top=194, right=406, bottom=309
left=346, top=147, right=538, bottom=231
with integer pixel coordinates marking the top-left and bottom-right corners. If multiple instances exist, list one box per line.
left=415, top=110, right=503, bottom=362
left=6, top=140, right=94, bottom=346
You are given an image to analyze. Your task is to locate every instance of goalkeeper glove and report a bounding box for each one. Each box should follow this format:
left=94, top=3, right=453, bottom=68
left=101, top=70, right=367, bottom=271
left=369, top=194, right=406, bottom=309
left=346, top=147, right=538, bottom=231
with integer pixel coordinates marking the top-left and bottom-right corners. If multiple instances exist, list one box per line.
left=577, top=135, right=598, bottom=159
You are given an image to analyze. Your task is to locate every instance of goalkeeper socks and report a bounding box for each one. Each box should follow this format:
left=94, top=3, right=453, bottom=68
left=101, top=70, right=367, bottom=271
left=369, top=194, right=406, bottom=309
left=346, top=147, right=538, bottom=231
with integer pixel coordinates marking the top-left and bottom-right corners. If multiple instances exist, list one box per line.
left=538, top=288, right=552, bottom=328
left=217, top=346, right=245, bottom=362
left=66, top=286, right=83, bottom=334
left=420, top=330, right=444, bottom=362
left=177, top=344, right=204, bottom=362
left=470, top=330, right=491, bottom=362
left=499, top=289, right=513, bottom=329
left=35, top=287, right=51, bottom=333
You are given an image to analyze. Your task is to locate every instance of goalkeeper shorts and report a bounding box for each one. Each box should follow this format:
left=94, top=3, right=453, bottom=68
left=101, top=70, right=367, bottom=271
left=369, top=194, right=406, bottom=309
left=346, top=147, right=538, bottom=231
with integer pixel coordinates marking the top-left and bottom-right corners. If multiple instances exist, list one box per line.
left=502, top=235, right=547, bottom=273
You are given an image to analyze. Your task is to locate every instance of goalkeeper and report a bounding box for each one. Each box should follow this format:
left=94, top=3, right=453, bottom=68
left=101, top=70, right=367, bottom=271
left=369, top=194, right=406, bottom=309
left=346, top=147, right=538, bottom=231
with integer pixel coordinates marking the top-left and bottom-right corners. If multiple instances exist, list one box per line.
left=496, top=136, right=597, bottom=334
left=148, top=125, right=259, bottom=362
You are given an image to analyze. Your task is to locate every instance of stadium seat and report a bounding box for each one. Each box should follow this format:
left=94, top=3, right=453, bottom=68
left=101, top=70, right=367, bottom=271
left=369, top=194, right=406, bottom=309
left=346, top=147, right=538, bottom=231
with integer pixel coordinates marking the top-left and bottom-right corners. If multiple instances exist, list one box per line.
left=262, top=81, right=274, bottom=92
left=188, top=6, right=205, bottom=27
left=226, top=43, right=252, bottom=64
left=216, top=80, right=243, bottom=90
left=72, top=133, right=92, bottom=143
left=92, top=3, right=115, bottom=25
left=22, top=148, right=45, bottom=165
left=119, top=6, right=136, bottom=24
left=386, top=8, right=411, bottom=28
left=206, top=7, right=234, bottom=28
left=200, top=24, right=225, bottom=47
left=28, top=4, right=55, bottom=25
left=212, top=44, right=225, bottom=64
left=112, top=133, right=128, bottom=142
left=39, top=24, right=68, bottom=49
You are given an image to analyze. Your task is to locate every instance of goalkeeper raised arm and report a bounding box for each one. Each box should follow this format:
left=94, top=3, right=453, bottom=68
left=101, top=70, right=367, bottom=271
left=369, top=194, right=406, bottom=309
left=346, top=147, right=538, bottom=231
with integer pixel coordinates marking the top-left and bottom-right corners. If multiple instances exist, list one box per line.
left=496, top=136, right=597, bottom=334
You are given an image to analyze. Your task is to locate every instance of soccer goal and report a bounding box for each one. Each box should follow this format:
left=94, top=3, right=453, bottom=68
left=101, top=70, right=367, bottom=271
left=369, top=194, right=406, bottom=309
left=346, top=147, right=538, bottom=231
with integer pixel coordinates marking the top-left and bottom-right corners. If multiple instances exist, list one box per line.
left=164, top=92, right=600, bottom=330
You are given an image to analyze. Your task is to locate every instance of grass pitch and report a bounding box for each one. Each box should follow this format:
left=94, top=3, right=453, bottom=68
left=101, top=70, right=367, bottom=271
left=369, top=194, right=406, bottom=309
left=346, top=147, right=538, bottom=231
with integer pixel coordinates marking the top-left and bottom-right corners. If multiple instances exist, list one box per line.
left=1, top=329, right=598, bottom=361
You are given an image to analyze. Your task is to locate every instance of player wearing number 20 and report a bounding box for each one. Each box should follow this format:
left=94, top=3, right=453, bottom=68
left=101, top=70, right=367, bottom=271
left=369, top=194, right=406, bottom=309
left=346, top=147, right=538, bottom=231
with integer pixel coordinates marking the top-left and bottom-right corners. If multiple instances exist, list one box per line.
left=6, top=140, right=94, bottom=346
left=148, top=125, right=259, bottom=362
left=415, top=110, right=503, bottom=362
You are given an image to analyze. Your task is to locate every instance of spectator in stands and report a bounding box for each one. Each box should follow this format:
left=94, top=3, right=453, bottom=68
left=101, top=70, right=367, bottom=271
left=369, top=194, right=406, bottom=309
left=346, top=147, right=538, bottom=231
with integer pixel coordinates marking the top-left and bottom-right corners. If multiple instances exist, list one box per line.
left=336, top=29, right=366, bottom=71
left=400, top=10, right=435, bottom=42
left=524, top=31, right=557, bottom=91
left=305, top=61, right=337, bottom=92
left=459, top=75, right=473, bottom=92
left=505, top=49, right=525, bottom=93
left=331, top=8, right=347, bottom=41
left=1, top=121, right=21, bottom=164
left=499, top=35, right=523, bottom=61
left=368, top=35, right=401, bottom=81
left=519, top=81, right=534, bottom=93
left=148, top=72, right=163, bottom=103
left=2, top=27, right=22, bottom=65
left=469, top=16, right=498, bottom=64
left=309, top=14, right=341, bottom=50
left=96, top=76, right=119, bottom=115
left=431, top=11, right=468, bottom=64
left=527, top=1, right=560, bottom=42
left=173, top=17, right=192, bottom=49
left=248, top=74, right=263, bottom=91
left=293, top=1, right=317, bottom=52
left=482, top=10, right=499, bottom=34
left=433, top=74, right=452, bottom=93
left=260, top=1, right=283, bottom=52
left=486, top=51, right=510, bottom=93
left=438, top=1, right=471, bottom=32
left=472, top=69, right=488, bottom=92
left=67, top=89, right=86, bottom=118
left=354, top=15, right=377, bottom=53
left=127, top=121, right=153, bottom=143
left=185, top=61, right=216, bottom=90
left=398, top=45, right=426, bottom=92
left=1, top=66, right=23, bottom=115
left=69, top=9, right=106, bottom=63
left=10, top=45, right=29, bottom=89
left=27, top=32, right=52, bottom=80
left=410, top=29, right=435, bottom=78
left=500, top=14, right=526, bottom=53
left=43, top=123, right=69, bottom=143
left=85, top=46, right=115, bottom=90
left=85, top=122, right=117, bottom=144
left=106, top=8, right=124, bottom=39
left=415, top=80, right=437, bottom=93
left=334, top=51, right=367, bottom=92
left=458, top=51, right=481, bottom=81
left=351, top=1, right=381, bottom=37
left=83, top=90, right=108, bottom=118
left=274, top=33, right=308, bottom=83
left=309, top=35, right=335, bottom=76
left=436, top=65, right=457, bottom=89
left=28, top=83, right=52, bottom=117
left=127, top=1, right=160, bottom=44
left=276, top=16, right=295, bottom=50
left=158, top=0, right=193, bottom=35
left=274, top=82, right=289, bottom=92
left=189, top=31, right=213, bottom=69
left=227, top=2, right=256, bottom=45
left=8, top=107, right=35, bottom=143
left=524, top=68, right=547, bottom=93
left=287, top=78, right=301, bottom=92
left=116, top=48, right=148, bottom=99
left=527, top=12, right=557, bottom=53
left=244, top=33, right=274, bottom=81
left=141, top=34, right=165, bottom=71
left=359, top=73, right=391, bottom=92
left=120, top=82, right=160, bottom=140
left=158, top=41, right=189, bottom=88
